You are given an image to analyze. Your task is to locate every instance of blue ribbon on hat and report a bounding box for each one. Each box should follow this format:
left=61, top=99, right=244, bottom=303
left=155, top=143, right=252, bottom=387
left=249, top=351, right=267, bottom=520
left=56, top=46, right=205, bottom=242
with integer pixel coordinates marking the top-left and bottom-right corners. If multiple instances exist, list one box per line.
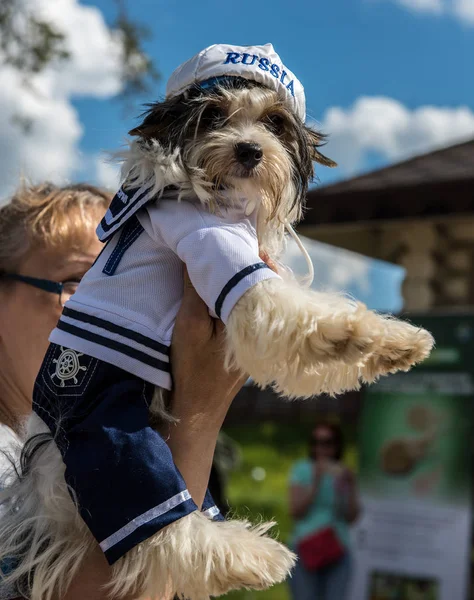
left=198, top=76, right=247, bottom=91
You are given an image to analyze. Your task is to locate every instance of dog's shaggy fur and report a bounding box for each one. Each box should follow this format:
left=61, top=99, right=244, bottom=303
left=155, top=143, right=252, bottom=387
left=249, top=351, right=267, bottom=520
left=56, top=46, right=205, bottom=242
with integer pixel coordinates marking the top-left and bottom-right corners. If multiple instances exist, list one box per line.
left=0, top=78, right=434, bottom=600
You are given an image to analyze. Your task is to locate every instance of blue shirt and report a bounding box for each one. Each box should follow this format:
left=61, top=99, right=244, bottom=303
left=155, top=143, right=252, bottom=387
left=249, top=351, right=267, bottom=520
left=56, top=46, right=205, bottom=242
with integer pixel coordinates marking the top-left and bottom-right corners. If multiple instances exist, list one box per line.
left=289, top=459, right=351, bottom=550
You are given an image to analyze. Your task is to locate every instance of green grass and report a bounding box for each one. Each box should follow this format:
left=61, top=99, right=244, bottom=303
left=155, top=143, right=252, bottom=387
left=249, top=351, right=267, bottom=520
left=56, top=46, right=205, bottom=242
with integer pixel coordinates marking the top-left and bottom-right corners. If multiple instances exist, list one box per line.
left=221, top=422, right=358, bottom=600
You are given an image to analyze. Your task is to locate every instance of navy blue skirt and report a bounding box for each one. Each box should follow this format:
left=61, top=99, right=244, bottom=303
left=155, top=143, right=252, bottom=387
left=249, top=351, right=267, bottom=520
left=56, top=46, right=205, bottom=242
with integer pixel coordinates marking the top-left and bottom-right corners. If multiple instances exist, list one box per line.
left=33, top=343, right=222, bottom=565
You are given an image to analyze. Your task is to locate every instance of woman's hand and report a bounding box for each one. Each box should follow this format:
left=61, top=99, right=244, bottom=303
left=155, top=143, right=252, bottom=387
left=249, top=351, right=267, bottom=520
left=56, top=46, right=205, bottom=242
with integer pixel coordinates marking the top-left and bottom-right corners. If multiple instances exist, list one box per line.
left=336, top=467, right=360, bottom=523
left=168, top=253, right=277, bottom=508
left=312, top=458, right=330, bottom=480
left=170, top=268, right=248, bottom=422
left=61, top=277, right=247, bottom=600
left=62, top=254, right=277, bottom=599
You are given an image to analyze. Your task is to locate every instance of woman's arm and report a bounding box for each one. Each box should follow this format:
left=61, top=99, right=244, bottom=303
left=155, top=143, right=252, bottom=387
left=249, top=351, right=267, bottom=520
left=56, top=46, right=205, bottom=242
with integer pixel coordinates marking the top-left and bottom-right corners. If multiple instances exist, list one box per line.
left=337, top=468, right=361, bottom=524
left=288, top=460, right=326, bottom=520
left=165, top=268, right=247, bottom=508
left=61, top=268, right=249, bottom=600
left=289, top=483, right=319, bottom=520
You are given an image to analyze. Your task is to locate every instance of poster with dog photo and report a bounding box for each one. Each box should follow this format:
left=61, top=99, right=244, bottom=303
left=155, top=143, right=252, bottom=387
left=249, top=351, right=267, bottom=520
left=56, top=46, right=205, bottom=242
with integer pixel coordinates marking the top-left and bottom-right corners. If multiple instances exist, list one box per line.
left=358, top=391, right=470, bottom=505
left=349, top=314, right=474, bottom=600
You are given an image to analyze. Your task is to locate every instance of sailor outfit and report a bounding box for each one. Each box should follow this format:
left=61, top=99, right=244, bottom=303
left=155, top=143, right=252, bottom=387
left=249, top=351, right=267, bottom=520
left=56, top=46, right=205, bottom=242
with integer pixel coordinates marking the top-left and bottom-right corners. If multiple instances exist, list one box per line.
left=32, top=40, right=304, bottom=566
left=32, top=185, right=280, bottom=564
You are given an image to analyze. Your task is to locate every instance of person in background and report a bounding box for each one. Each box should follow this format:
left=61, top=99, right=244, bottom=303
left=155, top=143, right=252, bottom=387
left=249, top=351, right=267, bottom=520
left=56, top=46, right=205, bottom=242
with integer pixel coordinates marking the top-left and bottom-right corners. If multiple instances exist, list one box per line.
left=0, top=182, right=250, bottom=600
left=288, top=421, right=360, bottom=600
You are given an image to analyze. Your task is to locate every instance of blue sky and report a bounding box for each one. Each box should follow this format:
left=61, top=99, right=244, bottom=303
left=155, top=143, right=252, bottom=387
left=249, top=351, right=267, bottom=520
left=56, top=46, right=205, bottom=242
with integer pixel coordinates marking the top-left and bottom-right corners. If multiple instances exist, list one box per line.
left=76, top=0, right=474, bottom=187
left=1, top=0, right=472, bottom=309
left=284, top=235, right=406, bottom=312
left=74, top=0, right=470, bottom=309
left=1, top=0, right=472, bottom=194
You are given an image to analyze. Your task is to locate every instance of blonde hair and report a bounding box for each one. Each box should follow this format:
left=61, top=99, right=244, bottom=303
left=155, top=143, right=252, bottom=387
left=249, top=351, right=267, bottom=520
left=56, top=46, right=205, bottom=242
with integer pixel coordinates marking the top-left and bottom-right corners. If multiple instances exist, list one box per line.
left=0, top=183, right=112, bottom=271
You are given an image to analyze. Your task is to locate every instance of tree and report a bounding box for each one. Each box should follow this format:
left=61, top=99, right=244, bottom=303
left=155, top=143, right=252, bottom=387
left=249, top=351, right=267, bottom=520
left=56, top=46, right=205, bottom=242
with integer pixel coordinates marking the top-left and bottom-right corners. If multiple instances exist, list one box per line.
left=0, top=0, right=158, bottom=103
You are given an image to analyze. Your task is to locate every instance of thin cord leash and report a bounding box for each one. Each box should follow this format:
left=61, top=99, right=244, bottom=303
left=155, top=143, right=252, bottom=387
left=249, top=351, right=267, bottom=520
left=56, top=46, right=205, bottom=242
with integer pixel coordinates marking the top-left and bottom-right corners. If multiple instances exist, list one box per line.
left=284, top=222, right=314, bottom=287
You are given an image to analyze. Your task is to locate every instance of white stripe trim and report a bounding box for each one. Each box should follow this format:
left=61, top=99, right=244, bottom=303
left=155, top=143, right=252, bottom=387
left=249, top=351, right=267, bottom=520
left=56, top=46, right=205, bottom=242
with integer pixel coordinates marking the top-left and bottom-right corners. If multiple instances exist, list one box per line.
left=104, top=186, right=149, bottom=226
left=202, top=505, right=220, bottom=519
left=99, top=490, right=192, bottom=552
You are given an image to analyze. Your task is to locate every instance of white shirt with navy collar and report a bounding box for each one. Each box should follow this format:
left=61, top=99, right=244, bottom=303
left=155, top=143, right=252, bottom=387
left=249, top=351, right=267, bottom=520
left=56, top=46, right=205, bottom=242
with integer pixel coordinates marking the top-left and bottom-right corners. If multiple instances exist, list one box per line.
left=50, top=188, right=280, bottom=390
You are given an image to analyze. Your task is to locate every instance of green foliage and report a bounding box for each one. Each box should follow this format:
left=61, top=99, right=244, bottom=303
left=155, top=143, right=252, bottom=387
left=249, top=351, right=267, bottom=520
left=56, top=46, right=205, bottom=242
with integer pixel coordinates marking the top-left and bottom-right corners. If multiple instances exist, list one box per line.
left=0, top=0, right=159, bottom=115
left=112, top=0, right=159, bottom=99
left=222, top=423, right=311, bottom=600
left=0, top=0, right=69, bottom=75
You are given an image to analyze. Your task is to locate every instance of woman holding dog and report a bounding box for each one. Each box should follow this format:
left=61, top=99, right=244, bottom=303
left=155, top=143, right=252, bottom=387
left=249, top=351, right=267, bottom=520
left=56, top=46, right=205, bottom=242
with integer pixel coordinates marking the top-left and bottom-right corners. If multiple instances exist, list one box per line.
left=0, top=182, right=109, bottom=600
left=288, top=421, right=360, bottom=600
left=0, top=182, right=250, bottom=600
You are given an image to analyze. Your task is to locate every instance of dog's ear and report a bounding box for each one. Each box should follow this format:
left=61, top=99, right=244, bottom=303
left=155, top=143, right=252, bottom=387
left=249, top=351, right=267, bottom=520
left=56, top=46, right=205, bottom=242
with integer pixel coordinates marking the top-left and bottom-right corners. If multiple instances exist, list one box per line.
left=129, top=97, right=185, bottom=142
left=305, top=127, right=337, bottom=168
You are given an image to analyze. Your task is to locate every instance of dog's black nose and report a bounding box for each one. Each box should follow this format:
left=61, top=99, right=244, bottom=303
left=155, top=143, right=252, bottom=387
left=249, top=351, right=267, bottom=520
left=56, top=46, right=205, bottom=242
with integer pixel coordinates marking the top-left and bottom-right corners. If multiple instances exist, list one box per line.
left=235, top=142, right=263, bottom=169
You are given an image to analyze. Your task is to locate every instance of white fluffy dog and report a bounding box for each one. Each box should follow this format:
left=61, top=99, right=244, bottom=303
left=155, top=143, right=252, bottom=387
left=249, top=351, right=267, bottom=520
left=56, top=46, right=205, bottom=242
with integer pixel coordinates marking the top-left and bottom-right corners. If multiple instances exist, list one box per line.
left=0, top=44, right=434, bottom=600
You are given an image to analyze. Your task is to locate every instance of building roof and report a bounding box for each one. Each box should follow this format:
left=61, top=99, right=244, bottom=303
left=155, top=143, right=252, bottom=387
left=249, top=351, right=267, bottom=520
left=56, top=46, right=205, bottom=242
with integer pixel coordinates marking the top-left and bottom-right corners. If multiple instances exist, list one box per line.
left=225, top=386, right=361, bottom=425
left=303, top=138, right=474, bottom=226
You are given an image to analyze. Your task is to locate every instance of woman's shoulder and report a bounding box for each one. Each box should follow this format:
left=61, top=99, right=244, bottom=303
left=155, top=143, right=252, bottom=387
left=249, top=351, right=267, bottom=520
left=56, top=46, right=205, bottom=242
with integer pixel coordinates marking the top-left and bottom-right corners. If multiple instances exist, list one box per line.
left=289, top=458, right=312, bottom=483
left=291, top=458, right=312, bottom=471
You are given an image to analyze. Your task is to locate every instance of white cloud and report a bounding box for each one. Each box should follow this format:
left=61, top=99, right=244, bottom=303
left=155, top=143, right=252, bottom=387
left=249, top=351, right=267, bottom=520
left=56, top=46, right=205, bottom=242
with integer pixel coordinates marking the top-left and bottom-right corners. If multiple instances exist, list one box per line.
left=0, top=68, right=83, bottom=195
left=453, top=0, right=474, bottom=22
left=320, top=96, right=474, bottom=175
left=385, top=0, right=474, bottom=24
left=283, top=235, right=406, bottom=312
left=33, top=0, right=122, bottom=97
left=0, top=0, right=123, bottom=202
left=283, top=236, right=372, bottom=296
left=395, top=0, right=444, bottom=13
left=95, top=156, right=121, bottom=191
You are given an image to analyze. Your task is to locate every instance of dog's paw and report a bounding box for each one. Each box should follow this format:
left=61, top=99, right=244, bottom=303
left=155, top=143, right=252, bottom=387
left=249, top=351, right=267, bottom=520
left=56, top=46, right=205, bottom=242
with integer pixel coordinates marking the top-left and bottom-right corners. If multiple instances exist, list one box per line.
left=308, top=303, right=378, bottom=365
left=116, top=511, right=295, bottom=600
left=361, top=320, right=434, bottom=382
left=190, top=519, right=295, bottom=597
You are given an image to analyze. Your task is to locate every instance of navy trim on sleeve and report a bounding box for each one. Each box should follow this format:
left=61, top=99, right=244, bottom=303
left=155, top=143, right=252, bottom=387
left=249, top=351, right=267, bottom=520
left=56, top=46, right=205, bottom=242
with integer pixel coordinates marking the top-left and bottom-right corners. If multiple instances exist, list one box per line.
left=214, top=262, right=270, bottom=319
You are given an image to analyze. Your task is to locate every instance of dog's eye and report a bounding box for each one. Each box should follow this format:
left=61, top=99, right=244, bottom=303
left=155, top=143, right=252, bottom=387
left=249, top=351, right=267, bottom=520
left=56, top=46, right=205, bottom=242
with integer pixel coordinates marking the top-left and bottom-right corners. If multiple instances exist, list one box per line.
left=265, top=113, right=285, bottom=136
left=200, top=106, right=224, bottom=128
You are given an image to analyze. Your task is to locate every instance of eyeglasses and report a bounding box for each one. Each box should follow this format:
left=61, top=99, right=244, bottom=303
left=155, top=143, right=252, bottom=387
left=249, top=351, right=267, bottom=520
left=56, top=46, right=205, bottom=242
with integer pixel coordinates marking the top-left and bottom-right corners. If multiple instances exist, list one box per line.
left=1, top=273, right=79, bottom=307
left=311, top=438, right=335, bottom=448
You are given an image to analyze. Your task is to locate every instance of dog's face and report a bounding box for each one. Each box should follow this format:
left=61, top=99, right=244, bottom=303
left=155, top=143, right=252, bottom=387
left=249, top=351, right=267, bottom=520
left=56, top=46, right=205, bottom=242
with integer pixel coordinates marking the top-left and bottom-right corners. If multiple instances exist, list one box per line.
left=129, top=78, right=335, bottom=224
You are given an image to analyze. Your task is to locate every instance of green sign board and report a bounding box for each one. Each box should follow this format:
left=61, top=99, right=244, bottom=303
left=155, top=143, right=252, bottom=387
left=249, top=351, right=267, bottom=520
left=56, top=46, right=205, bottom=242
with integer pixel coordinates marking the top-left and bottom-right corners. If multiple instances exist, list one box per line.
left=350, top=313, right=474, bottom=600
